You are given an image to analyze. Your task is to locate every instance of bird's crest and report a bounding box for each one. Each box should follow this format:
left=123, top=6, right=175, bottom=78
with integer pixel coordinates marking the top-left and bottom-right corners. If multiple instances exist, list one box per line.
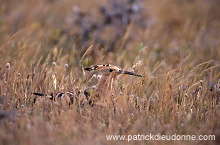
left=85, top=64, right=142, bottom=77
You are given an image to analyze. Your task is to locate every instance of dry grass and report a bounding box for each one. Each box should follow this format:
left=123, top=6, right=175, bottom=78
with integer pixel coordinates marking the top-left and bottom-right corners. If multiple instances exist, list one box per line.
left=0, top=0, right=220, bottom=145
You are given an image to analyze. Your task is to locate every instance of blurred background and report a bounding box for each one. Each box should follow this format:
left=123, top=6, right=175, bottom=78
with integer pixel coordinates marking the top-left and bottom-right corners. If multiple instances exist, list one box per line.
left=0, top=0, right=219, bottom=67
left=0, top=0, right=220, bottom=145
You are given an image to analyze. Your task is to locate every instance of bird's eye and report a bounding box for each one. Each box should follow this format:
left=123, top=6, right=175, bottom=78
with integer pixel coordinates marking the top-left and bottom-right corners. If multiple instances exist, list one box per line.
left=109, top=69, right=113, bottom=72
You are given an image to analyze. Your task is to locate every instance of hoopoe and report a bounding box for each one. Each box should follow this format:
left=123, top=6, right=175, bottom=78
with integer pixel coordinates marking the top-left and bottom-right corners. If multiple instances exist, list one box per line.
left=33, top=64, right=142, bottom=105
left=84, top=64, right=142, bottom=99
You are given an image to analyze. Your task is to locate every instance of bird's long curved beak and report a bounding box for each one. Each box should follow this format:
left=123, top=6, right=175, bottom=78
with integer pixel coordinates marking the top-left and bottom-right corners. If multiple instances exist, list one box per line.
left=117, top=70, right=142, bottom=77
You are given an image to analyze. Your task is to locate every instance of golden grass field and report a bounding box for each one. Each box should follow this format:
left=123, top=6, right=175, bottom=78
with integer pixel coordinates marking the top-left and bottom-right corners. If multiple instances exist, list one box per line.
left=0, top=0, right=220, bottom=145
